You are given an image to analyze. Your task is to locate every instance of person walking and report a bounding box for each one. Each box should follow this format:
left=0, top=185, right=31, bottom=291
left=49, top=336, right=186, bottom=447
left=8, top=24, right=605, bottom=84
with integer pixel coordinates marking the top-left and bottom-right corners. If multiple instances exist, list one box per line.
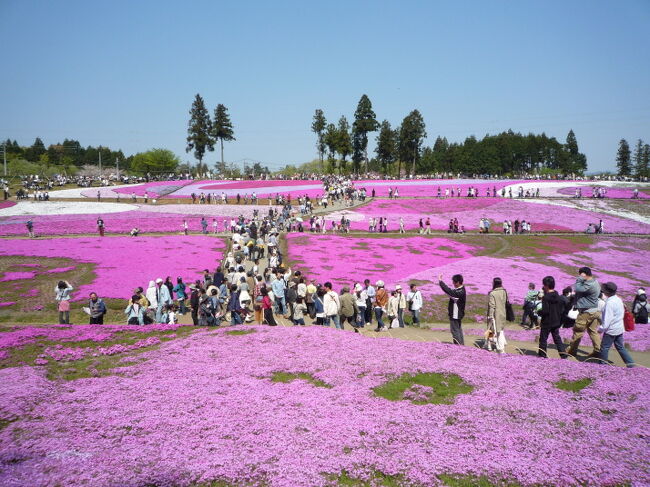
left=201, top=217, right=208, bottom=234
left=26, top=220, right=35, bottom=238
left=537, top=276, right=568, bottom=359
left=521, top=283, right=538, bottom=328
left=338, top=286, right=358, bottom=331
left=364, top=279, right=375, bottom=326
left=632, top=288, right=649, bottom=324
left=599, top=282, right=635, bottom=367
left=439, top=274, right=466, bottom=345
left=96, top=217, right=105, bottom=237
left=487, top=278, right=508, bottom=354
left=87, top=292, right=107, bottom=324
left=406, top=283, right=423, bottom=327
left=353, top=283, right=367, bottom=329
left=55, top=280, right=74, bottom=324
left=566, top=267, right=602, bottom=358
left=373, top=280, right=389, bottom=331
left=395, top=285, right=407, bottom=328
left=172, top=277, right=187, bottom=315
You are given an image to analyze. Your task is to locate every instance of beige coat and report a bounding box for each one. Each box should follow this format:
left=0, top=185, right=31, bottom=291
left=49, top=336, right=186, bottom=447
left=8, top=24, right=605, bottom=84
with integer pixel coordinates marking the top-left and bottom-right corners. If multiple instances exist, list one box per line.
left=488, top=287, right=508, bottom=332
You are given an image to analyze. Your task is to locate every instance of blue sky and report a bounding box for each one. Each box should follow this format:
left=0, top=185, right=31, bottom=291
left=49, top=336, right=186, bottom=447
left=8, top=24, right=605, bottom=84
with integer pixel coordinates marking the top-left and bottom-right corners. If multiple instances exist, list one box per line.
left=1, top=0, right=649, bottom=172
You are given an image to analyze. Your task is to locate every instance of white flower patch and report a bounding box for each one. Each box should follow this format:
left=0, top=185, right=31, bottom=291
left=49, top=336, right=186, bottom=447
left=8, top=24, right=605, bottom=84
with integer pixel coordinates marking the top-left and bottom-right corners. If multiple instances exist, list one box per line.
left=529, top=198, right=650, bottom=225
left=326, top=210, right=366, bottom=222
left=136, top=204, right=280, bottom=217
left=47, top=183, right=141, bottom=199
left=0, top=201, right=137, bottom=217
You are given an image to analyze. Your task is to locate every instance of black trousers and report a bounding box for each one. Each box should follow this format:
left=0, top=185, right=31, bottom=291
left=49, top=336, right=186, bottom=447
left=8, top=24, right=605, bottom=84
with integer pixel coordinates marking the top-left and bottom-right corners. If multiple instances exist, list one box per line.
left=538, top=326, right=567, bottom=358
left=90, top=316, right=104, bottom=325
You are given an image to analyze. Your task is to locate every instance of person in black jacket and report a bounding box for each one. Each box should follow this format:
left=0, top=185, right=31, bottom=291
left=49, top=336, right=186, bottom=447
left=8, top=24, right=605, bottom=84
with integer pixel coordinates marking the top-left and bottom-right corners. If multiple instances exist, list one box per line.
left=538, top=276, right=568, bottom=359
left=213, top=267, right=225, bottom=289
left=189, top=284, right=200, bottom=326
left=438, top=274, right=466, bottom=345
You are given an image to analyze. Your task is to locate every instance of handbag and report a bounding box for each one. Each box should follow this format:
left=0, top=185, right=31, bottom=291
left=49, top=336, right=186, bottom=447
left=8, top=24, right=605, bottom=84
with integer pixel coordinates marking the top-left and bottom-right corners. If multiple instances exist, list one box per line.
left=505, top=292, right=515, bottom=322
left=391, top=318, right=400, bottom=328
left=567, top=307, right=579, bottom=320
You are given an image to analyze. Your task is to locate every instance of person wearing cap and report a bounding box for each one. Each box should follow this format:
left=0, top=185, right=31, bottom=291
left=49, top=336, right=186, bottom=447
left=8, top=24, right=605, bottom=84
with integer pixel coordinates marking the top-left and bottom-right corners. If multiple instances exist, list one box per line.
left=599, top=282, right=635, bottom=367
left=406, top=284, right=423, bottom=326
left=373, top=281, right=389, bottom=331
left=438, top=274, right=466, bottom=345
left=306, top=279, right=318, bottom=319
left=632, top=288, right=649, bottom=324
left=125, top=294, right=145, bottom=325
left=155, top=278, right=172, bottom=324
left=567, top=267, right=602, bottom=358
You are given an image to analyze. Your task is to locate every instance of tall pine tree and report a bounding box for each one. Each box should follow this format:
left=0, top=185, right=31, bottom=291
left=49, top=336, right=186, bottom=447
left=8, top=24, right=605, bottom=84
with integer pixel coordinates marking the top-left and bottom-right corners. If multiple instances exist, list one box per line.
left=616, top=139, right=631, bottom=177
left=335, top=116, right=353, bottom=173
left=398, top=110, right=427, bottom=176
left=352, top=94, right=379, bottom=173
left=186, top=94, right=214, bottom=171
left=212, top=104, right=235, bottom=167
left=375, top=120, right=397, bottom=176
left=633, top=139, right=645, bottom=179
left=311, top=109, right=327, bottom=170
left=324, top=123, right=338, bottom=173
left=565, top=129, right=587, bottom=174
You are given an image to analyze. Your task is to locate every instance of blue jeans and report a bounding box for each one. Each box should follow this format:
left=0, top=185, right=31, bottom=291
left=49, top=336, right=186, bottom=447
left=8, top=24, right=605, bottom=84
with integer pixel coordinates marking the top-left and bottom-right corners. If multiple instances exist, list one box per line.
left=275, top=296, right=286, bottom=315
left=411, top=309, right=420, bottom=325
left=356, top=306, right=366, bottom=327
left=374, top=307, right=385, bottom=329
left=231, top=311, right=242, bottom=326
left=600, top=333, right=635, bottom=367
left=325, top=314, right=341, bottom=329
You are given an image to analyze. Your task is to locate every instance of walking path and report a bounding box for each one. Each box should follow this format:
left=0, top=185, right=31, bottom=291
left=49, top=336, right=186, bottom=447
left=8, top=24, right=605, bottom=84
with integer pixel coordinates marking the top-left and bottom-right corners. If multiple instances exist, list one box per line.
left=175, top=233, right=649, bottom=369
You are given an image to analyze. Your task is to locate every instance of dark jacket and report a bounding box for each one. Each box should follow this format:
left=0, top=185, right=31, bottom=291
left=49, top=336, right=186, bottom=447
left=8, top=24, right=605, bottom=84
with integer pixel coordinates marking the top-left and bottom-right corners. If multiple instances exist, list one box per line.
left=539, top=291, right=564, bottom=329
left=439, top=281, right=466, bottom=320
left=213, top=271, right=225, bottom=289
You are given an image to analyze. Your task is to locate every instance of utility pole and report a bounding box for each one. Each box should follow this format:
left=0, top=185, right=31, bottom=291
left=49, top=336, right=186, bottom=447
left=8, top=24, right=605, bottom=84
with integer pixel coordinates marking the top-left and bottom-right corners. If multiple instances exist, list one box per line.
left=98, top=147, right=102, bottom=176
left=2, top=141, right=6, bottom=176
left=116, top=157, right=119, bottom=180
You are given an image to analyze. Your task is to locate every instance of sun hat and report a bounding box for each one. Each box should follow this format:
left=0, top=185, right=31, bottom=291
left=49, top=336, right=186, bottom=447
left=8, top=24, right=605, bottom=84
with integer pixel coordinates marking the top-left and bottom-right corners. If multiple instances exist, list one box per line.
left=639, top=288, right=646, bottom=295
left=156, top=278, right=163, bottom=284
left=395, top=285, right=402, bottom=290
left=354, top=283, right=362, bottom=292
left=376, top=280, right=384, bottom=287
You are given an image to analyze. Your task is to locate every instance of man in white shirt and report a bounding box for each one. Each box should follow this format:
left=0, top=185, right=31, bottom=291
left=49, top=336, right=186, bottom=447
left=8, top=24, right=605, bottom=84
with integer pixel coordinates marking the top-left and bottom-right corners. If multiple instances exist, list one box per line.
left=406, top=284, right=423, bottom=326
left=323, top=281, right=341, bottom=329
left=598, top=282, right=635, bottom=367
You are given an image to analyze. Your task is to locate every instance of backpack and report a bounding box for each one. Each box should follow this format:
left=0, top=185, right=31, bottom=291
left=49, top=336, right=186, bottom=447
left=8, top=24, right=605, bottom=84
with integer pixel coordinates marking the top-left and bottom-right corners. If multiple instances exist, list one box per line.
left=635, top=303, right=649, bottom=324
left=623, top=310, right=635, bottom=332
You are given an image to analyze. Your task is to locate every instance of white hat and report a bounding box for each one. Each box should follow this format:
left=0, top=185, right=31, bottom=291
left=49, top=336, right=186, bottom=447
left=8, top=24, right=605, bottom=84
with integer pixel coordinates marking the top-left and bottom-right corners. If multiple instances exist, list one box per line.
left=376, top=280, right=384, bottom=287
left=639, top=288, right=646, bottom=295
left=354, top=283, right=362, bottom=292
left=395, top=285, right=402, bottom=290
left=155, top=278, right=163, bottom=284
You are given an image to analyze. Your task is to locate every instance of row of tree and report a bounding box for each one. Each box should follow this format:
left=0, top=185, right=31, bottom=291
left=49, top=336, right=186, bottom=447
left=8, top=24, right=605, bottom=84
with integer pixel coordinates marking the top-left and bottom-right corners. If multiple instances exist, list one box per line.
left=616, top=139, right=649, bottom=178
left=186, top=94, right=235, bottom=173
left=2, top=138, right=127, bottom=169
left=312, top=95, right=589, bottom=176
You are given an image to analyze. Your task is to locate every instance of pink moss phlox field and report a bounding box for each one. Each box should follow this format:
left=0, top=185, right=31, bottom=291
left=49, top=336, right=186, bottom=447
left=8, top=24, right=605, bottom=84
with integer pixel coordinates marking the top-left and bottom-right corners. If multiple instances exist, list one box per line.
left=40, top=336, right=162, bottom=363
left=0, top=236, right=225, bottom=300
left=286, top=235, right=647, bottom=304
left=0, top=206, right=276, bottom=236
left=111, top=180, right=194, bottom=198
left=286, top=234, right=477, bottom=290
left=340, top=198, right=650, bottom=233
left=0, top=324, right=186, bottom=352
left=0, top=326, right=648, bottom=486
left=0, top=271, right=36, bottom=281
left=0, top=201, right=16, bottom=209
left=557, top=186, right=650, bottom=199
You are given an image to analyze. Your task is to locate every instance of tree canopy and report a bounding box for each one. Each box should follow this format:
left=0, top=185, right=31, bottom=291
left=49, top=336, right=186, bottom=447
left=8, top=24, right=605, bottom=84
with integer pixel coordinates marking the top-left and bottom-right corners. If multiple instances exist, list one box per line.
left=131, top=148, right=180, bottom=174
left=212, top=104, right=235, bottom=166
left=186, top=94, right=213, bottom=166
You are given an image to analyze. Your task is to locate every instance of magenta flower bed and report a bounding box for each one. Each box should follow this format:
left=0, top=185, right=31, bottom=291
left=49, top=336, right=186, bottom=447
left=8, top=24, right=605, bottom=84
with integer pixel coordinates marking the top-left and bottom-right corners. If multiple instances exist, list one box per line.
left=0, top=201, right=16, bottom=210
left=0, top=236, right=225, bottom=300
left=335, top=198, right=650, bottom=233
left=164, top=178, right=532, bottom=199
left=287, top=234, right=477, bottom=290
left=0, top=205, right=274, bottom=236
left=0, top=323, right=185, bottom=352
left=286, top=235, right=646, bottom=304
left=0, top=271, right=36, bottom=281
left=111, top=180, right=194, bottom=198
left=0, top=326, right=647, bottom=486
